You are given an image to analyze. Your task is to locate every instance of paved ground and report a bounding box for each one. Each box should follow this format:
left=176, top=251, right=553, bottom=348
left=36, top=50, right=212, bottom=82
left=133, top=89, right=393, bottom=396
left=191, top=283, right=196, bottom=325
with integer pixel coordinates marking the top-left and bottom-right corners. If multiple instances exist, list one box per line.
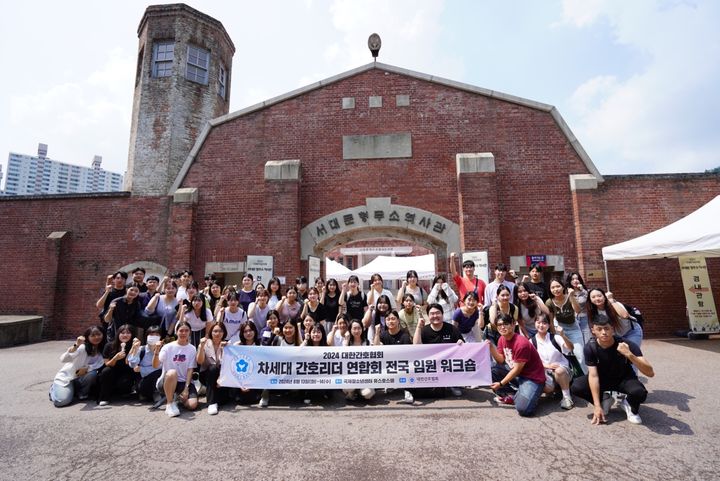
left=0, top=338, right=718, bottom=481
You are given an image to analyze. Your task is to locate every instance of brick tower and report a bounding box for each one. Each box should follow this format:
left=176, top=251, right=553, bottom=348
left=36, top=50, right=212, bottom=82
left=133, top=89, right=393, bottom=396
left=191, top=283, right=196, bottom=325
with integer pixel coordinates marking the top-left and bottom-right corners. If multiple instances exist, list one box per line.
left=125, top=4, right=235, bottom=195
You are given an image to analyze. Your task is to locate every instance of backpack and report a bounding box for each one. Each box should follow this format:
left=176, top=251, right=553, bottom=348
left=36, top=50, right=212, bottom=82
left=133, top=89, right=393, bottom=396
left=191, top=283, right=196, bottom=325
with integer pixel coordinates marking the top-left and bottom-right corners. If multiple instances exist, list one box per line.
left=621, top=303, right=645, bottom=327
left=531, top=333, right=583, bottom=379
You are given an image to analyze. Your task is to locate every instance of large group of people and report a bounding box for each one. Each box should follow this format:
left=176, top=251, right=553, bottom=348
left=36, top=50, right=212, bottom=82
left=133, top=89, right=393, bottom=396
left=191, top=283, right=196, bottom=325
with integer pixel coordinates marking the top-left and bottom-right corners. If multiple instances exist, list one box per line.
left=50, top=257, right=654, bottom=424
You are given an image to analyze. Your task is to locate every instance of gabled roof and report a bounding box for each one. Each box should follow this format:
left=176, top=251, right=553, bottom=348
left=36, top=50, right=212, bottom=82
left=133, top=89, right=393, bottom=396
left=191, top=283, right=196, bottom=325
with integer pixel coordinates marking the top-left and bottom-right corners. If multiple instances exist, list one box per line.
left=170, top=62, right=603, bottom=193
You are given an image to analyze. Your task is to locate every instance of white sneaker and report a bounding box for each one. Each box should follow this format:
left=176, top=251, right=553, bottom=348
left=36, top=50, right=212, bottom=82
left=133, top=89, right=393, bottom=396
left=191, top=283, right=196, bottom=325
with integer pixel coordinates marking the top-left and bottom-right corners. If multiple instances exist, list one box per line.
left=449, top=387, right=463, bottom=397
left=165, top=402, right=180, bottom=417
left=601, top=391, right=613, bottom=415
left=620, top=398, right=642, bottom=424
left=207, top=403, right=218, bottom=415
left=560, top=397, right=574, bottom=410
left=258, top=395, right=269, bottom=408
left=98, top=401, right=109, bottom=407
left=398, top=390, right=414, bottom=404
left=360, top=388, right=375, bottom=400
left=303, top=398, right=312, bottom=405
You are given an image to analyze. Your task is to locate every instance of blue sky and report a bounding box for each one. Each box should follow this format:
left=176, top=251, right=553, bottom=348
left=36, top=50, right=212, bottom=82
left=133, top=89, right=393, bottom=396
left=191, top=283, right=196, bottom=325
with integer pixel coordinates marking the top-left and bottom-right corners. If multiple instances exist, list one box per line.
left=1, top=0, right=718, bottom=184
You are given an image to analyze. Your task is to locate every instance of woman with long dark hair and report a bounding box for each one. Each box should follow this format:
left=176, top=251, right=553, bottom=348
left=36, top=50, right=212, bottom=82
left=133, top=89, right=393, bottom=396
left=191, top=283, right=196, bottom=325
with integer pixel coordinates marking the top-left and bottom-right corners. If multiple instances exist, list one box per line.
left=342, top=319, right=374, bottom=402
left=49, top=325, right=106, bottom=407
left=426, top=274, right=458, bottom=323
left=565, top=272, right=590, bottom=341
left=396, top=270, right=427, bottom=308
left=545, top=277, right=585, bottom=371
left=515, top=282, right=551, bottom=338
left=362, top=294, right=392, bottom=341
left=178, top=294, right=213, bottom=347
left=321, top=278, right=341, bottom=331
left=586, top=287, right=643, bottom=347
left=145, top=280, right=179, bottom=338
left=97, top=324, right=136, bottom=406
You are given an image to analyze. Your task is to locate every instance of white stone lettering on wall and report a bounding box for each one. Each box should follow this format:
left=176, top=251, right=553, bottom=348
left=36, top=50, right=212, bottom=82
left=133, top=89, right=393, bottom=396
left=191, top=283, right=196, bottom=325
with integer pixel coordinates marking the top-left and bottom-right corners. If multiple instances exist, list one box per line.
left=300, top=197, right=460, bottom=259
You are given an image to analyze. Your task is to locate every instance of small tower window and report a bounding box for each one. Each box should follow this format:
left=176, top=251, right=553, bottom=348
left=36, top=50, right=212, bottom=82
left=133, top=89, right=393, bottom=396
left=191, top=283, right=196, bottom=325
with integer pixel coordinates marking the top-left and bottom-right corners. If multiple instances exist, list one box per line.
left=152, top=42, right=174, bottom=78
left=218, top=64, right=227, bottom=99
left=186, top=45, right=209, bottom=85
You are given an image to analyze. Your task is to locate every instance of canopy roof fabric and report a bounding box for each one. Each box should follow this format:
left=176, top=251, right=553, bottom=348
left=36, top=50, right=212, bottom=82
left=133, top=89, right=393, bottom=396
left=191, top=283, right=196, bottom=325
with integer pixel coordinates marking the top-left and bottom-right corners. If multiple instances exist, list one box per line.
left=349, top=254, right=436, bottom=281
left=325, top=258, right=351, bottom=278
left=602, top=195, right=720, bottom=261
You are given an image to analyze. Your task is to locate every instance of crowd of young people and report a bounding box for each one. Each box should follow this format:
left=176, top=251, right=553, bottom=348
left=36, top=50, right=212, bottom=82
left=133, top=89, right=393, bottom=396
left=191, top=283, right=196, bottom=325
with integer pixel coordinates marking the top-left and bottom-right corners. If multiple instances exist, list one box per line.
left=50, top=260, right=654, bottom=424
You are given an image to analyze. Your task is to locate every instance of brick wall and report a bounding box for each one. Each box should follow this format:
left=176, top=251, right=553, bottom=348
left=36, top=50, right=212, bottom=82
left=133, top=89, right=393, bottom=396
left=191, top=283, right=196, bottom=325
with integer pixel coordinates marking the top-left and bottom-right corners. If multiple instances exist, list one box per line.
left=182, top=68, right=591, bottom=289
left=0, top=193, right=170, bottom=337
left=574, top=174, right=720, bottom=336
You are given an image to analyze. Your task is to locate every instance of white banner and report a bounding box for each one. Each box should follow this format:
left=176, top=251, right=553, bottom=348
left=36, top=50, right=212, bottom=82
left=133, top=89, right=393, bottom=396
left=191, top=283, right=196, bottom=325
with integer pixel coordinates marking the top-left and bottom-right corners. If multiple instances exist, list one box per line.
left=246, top=255, right=273, bottom=285
left=218, top=343, right=491, bottom=390
left=308, top=255, right=321, bottom=285
left=679, top=256, right=720, bottom=333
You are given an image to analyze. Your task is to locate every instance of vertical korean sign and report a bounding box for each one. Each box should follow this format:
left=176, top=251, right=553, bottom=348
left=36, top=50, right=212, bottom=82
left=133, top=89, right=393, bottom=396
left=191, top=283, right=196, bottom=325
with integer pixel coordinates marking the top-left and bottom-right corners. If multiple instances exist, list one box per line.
left=462, top=251, right=489, bottom=283
left=308, top=256, right=321, bottom=285
left=679, top=256, right=720, bottom=333
left=246, top=255, right=274, bottom=285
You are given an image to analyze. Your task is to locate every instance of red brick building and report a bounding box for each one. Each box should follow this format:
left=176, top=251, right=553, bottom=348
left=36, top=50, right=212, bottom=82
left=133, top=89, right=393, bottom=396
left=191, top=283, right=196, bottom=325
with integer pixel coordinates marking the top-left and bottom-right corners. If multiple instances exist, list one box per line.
left=1, top=4, right=718, bottom=338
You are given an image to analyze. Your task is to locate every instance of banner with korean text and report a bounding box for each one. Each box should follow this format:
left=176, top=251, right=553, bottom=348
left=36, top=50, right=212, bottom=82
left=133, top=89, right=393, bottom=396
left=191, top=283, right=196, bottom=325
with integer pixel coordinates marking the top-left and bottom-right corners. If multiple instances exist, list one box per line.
left=218, top=343, right=491, bottom=390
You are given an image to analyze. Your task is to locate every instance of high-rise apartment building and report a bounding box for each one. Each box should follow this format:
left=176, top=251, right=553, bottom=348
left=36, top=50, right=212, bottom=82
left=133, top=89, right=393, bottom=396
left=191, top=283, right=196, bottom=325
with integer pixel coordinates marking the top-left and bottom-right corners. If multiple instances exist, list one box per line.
left=3, top=143, right=123, bottom=195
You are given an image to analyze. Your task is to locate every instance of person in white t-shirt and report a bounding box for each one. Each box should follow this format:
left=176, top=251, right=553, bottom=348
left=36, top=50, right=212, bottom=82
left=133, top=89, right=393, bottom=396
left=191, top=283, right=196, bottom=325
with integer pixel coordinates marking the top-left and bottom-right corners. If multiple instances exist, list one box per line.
left=532, top=315, right=574, bottom=410
left=153, top=320, right=198, bottom=417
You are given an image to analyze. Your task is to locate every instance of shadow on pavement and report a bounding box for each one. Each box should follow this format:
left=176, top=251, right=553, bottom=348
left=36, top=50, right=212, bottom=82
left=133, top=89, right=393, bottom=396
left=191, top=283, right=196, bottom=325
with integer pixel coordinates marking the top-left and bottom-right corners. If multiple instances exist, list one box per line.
left=659, top=339, right=720, bottom=354
left=650, top=389, right=694, bottom=413
left=640, top=405, right=694, bottom=436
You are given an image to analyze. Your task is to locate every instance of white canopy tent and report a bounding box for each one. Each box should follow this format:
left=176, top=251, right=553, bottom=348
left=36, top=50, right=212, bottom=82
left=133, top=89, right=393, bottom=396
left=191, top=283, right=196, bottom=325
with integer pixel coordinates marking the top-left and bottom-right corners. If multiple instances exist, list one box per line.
left=349, top=254, right=436, bottom=281
left=602, top=195, right=720, bottom=261
left=325, top=258, right=352, bottom=278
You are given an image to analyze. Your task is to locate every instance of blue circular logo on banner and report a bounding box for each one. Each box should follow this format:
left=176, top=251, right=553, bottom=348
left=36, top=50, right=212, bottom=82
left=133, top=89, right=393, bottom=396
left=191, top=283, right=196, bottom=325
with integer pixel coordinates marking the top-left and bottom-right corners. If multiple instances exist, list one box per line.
left=232, top=354, right=254, bottom=383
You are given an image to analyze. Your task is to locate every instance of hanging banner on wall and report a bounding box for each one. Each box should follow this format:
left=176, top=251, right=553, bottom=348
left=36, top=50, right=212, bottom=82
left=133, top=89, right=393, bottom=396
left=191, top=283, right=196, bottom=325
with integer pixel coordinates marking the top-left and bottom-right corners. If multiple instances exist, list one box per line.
left=246, top=255, right=273, bottom=285
left=679, top=256, right=720, bottom=333
left=218, top=342, right=491, bottom=390
left=308, top=255, right=321, bottom=285
left=462, top=251, right=489, bottom=283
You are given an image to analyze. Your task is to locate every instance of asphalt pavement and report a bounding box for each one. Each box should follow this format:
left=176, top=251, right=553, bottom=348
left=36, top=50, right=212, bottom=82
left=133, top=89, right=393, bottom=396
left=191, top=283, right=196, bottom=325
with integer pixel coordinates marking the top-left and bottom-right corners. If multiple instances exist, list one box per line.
left=0, top=338, right=717, bottom=481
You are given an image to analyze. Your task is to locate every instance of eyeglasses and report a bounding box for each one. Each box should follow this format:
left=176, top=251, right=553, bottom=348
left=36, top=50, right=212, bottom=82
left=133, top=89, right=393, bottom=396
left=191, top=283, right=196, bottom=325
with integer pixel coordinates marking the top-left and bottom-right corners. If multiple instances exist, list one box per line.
left=496, top=322, right=512, bottom=328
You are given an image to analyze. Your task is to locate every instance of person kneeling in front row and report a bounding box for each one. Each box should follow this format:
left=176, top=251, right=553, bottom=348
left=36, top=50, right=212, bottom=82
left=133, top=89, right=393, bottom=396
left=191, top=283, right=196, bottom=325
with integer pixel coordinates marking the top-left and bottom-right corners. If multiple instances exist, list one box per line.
left=488, top=313, right=547, bottom=416
left=570, top=314, right=654, bottom=425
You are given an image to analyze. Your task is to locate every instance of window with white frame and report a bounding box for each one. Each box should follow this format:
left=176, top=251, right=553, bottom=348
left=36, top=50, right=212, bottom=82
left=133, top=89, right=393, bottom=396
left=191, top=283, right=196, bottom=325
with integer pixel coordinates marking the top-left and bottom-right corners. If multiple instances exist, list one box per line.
left=186, top=45, right=209, bottom=84
left=218, top=64, right=227, bottom=99
left=152, top=42, right=174, bottom=77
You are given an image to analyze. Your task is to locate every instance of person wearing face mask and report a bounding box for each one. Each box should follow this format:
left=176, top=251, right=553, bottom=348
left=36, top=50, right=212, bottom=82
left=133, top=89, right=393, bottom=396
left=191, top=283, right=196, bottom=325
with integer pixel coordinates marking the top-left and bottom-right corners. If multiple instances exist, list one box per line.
left=126, top=325, right=164, bottom=403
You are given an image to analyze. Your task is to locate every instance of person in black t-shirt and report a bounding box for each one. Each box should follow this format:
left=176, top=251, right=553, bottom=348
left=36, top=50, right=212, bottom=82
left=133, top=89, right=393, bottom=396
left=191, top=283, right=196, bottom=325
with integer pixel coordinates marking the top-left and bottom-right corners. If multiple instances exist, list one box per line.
left=415, top=303, right=463, bottom=345
left=413, top=304, right=464, bottom=397
left=129, top=267, right=148, bottom=293
left=96, top=271, right=128, bottom=327
left=340, top=275, right=367, bottom=321
left=521, top=264, right=549, bottom=302
left=571, top=315, right=654, bottom=425
left=374, top=310, right=414, bottom=404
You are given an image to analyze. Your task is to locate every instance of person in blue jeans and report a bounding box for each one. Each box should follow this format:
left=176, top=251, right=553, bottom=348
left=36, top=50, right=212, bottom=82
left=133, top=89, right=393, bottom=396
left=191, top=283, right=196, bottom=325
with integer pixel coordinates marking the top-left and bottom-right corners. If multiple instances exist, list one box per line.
left=488, top=313, right=547, bottom=416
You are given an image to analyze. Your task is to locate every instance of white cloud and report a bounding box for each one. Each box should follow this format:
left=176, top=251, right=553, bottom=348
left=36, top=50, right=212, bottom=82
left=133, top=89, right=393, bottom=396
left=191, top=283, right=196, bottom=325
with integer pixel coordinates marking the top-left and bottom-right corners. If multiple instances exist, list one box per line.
left=7, top=51, right=134, bottom=174
left=563, top=0, right=720, bottom=173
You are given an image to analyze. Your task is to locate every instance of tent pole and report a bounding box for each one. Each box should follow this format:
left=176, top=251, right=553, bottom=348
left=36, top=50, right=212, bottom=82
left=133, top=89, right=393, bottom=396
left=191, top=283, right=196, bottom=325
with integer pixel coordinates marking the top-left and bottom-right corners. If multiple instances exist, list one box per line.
left=604, top=259, right=610, bottom=291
